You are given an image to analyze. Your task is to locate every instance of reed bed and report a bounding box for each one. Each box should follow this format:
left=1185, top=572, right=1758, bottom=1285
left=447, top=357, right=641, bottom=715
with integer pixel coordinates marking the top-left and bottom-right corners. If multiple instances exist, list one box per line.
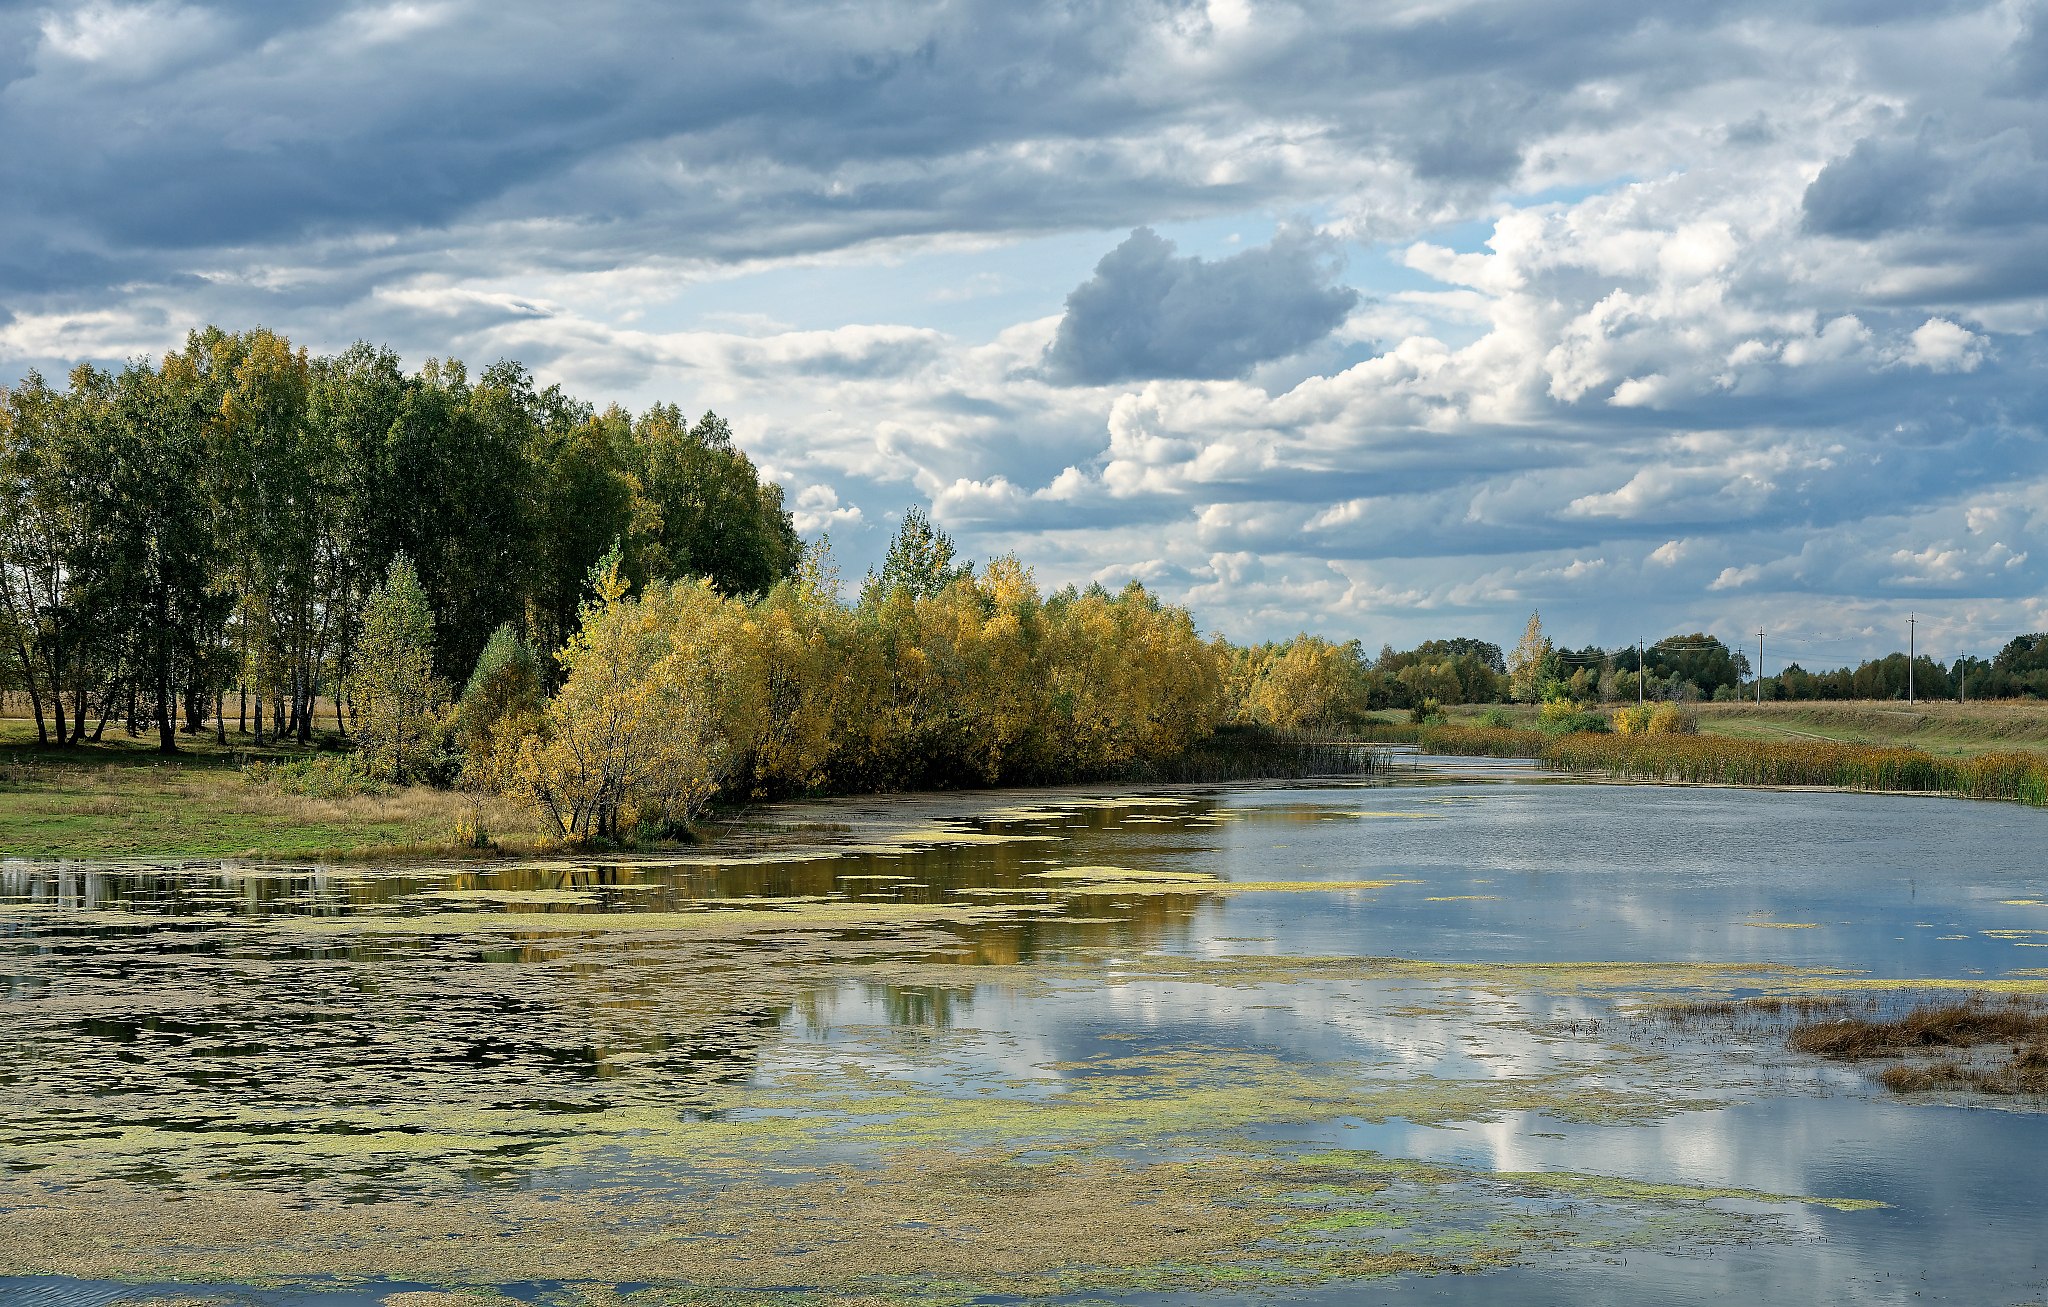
left=1144, top=726, right=1385, bottom=783
left=1418, top=726, right=1553, bottom=758
left=1544, top=735, right=2048, bottom=805
left=1788, top=998, right=2048, bottom=1096
left=1354, top=718, right=2048, bottom=806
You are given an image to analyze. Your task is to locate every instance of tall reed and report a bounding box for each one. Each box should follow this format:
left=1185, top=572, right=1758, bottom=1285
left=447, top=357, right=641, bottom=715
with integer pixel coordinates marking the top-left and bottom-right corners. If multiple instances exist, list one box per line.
left=1355, top=718, right=2048, bottom=805
left=1545, top=735, right=2048, bottom=805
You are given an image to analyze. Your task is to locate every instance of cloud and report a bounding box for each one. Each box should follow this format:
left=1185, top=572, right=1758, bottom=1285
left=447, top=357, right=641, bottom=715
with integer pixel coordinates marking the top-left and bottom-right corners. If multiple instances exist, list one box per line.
left=1898, top=317, right=1985, bottom=372
left=6, top=0, right=2048, bottom=656
left=1041, top=228, right=1358, bottom=385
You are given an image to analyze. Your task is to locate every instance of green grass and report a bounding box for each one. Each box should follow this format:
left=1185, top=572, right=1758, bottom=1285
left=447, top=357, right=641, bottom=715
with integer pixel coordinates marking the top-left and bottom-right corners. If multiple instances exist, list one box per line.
left=1690, top=700, right=2048, bottom=757
left=0, top=717, right=529, bottom=862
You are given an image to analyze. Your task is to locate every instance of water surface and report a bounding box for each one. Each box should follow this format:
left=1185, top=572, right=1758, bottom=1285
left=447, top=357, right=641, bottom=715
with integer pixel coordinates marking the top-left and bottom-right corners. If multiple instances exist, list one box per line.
left=3, top=760, right=2045, bottom=1304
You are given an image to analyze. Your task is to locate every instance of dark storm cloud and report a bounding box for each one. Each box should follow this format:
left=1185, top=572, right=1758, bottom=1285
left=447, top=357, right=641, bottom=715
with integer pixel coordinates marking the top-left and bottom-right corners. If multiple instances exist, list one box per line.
left=0, top=0, right=2000, bottom=302
left=1041, top=228, right=1358, bottom=385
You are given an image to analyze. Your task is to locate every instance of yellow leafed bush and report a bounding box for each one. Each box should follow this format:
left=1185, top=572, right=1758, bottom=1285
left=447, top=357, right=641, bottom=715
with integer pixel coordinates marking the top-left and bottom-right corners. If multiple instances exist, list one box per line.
left=507, top=550, right=1230, bottom=840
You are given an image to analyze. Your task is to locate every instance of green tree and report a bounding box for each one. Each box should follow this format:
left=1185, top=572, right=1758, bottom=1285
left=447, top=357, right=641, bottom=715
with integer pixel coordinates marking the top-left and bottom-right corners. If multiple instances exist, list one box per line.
left=528, top=404, right=645, bottom=657
left=87, top=358, right=231, bottom=751
left=455, top=622, right=545, bottom=790
left=214, top=328, right=321, bottom=744
left=350, top=556, right=445, bottom=781
left=862, top=507, right=969, bottom=604
left=636, top=406, right=799, bottom=598
left=0, top=371, right=92, bottom=744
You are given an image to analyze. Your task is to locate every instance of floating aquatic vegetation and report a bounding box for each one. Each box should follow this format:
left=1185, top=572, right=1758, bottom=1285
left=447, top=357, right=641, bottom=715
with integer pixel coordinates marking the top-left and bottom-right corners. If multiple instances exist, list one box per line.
left=418, top=888, right=599, bottom=904
left=1050, top=878, right=1413, bottom=897
left=1029, top=865, right=1217, bottom=882
left=274, top=899, right=1063, bottom=938
left=0, top=778, right=1997, bottom=1302
left=0, top=1139, right=1873, bottom=1298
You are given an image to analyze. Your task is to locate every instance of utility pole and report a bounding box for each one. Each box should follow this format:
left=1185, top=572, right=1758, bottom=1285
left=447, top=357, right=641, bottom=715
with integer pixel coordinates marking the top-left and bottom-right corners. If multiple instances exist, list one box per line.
left=1960, top=652, right=1966, bottom=705
left=1757, top=628, right=1765, bottom=705
left=1637, top=639, right=1644, bottom=707
left=1908, top=613, right=1916, bottom=705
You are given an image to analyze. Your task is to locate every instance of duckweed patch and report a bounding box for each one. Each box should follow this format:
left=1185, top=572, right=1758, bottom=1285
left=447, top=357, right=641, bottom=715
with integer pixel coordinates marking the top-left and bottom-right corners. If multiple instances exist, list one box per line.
left=0, top=1144, right=1865, bottom=1298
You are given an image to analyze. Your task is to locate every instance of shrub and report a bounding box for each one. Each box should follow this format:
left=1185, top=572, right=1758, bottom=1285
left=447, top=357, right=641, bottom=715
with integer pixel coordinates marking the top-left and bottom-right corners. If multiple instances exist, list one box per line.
left=1647, top=703, right=1698, bottom=735
left=1612, top=703, right=1653, bottom=735
left=1538, top=698, right=1608, bottom=733
left=243, top=754, right=389, bottom=799
left=1538, top=697, right=1580, bottom=725
left=1613, top=703, right=1696, bottom=735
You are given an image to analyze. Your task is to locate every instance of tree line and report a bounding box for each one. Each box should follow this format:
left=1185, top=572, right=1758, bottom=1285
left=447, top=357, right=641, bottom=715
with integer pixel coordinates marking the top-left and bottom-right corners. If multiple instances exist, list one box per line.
left=349, top=510, right=1225, bottom=842
left=0, top=327, right=798, bottom=751
left=1217, top=615, right=2048, bottom=727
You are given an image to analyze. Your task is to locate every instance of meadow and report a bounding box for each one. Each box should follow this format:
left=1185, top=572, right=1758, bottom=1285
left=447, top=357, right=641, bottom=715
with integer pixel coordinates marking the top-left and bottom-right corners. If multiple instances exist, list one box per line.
left=0, top=706, right=534, bottom=862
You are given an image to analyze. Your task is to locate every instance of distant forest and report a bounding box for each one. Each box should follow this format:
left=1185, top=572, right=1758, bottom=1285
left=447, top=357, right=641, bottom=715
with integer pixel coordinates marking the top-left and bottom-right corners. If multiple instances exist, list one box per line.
left=1351, top=626, right=2048, bottom=711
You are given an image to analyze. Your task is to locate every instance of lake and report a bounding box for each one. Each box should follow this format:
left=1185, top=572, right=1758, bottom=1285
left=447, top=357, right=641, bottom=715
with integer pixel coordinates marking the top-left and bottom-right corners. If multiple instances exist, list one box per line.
left=3, top=755, right=2045, bottom=1305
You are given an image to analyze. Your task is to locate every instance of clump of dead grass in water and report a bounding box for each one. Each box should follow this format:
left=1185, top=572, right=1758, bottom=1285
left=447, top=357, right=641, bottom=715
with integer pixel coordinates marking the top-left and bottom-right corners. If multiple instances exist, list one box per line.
left=1788, top=996, right=2048, bottom=1096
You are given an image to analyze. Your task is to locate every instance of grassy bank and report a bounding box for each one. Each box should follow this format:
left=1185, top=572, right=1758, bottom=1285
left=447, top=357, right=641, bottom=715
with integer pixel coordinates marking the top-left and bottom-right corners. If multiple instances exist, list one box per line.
left=0, top=716, right=1378, bottom=863
left=0, top=719, right=534, bottom=862
left=1690, top=700, right=2048, bottom=756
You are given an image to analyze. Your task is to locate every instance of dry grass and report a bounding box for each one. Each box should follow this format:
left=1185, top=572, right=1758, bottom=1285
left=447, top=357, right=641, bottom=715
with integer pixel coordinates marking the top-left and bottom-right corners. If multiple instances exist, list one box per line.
left=1788, top=998, right=2048, bottom=1096
left=1544, top=734, right=2048, bottom=804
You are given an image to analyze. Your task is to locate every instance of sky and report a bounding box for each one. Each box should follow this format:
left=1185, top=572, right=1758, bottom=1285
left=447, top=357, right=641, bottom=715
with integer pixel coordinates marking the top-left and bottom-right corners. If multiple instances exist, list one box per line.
left=4, top=0, right=2047, bottom=668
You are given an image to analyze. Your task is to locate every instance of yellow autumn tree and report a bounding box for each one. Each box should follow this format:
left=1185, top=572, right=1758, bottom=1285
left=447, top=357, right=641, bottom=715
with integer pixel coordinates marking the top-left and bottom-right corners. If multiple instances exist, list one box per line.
left=1046, top=583, right=1223, bottom=773
left=512, top=562, right=766, bottom=842
left=1245, top=635, right=1370, bottom=734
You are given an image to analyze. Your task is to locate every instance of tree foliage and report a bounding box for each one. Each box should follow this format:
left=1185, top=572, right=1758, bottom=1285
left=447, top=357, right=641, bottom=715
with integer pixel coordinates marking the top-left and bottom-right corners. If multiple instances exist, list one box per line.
left=1507, top=611, right=1555, bottom=703
left=510, top=561, right=767, bottom=841
left=349, top=556, right=446, bottom=781
left=0, top=327, right=800, bottom=750
left=508, top=549, right=1226, bottom=841
left=1222, top=636, right=1376, bottom=733
left=862, top=507, right=969, bottom=605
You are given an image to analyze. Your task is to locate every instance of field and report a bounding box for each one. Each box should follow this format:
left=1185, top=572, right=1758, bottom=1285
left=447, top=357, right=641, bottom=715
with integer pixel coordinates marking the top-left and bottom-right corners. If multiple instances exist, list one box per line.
left=0, top=710, right=533, bottom=862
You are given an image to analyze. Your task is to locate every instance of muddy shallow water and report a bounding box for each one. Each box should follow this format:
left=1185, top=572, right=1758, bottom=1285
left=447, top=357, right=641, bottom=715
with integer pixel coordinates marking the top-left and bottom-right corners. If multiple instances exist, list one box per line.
left=2, top=757, right=2045, bottom=1305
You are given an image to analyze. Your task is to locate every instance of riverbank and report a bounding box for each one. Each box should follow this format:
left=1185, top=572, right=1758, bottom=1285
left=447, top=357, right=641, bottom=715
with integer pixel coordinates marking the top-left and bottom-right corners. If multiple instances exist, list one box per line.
left=1357, top=708, right=2048, bottom=807
left=1431, top=698, right=2048, bottom=756
left=0, top=721, right=538, bottom=862
left=0, top=717, right=1379, bottom=863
